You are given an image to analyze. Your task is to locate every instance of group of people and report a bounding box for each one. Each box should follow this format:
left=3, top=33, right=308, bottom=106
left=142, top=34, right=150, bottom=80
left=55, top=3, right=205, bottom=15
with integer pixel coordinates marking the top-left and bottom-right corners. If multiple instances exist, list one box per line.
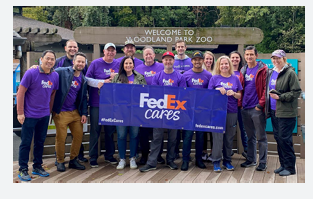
left=16, top=39, right=302, bottom=182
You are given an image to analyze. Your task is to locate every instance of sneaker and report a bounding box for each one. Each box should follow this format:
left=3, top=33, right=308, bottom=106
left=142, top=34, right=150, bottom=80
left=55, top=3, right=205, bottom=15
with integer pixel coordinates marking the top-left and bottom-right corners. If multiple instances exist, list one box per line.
left=279, top=169, right=295, bottom=176
left=222, top=161, right=234, bottom=171
left=166, top=161, right=178, bottom=170
left=32, top=166, right=50, bottom=177
left=105, top=157, right=118, bottom=165
left=78, top=156, right=88, bottom=163
left=90, top=160, right=99, bottom=168
left=139, top=164, right=156, bottom=172
left=202, top=153, right=209, bottom=161
left=116, top=159, right=126, bottom=170
left=240, top=160, right=257, bottom=168
left=18, top=169, right=31, bottom=181
left=130, top=157, right=138, bottom=169
left=69, top=158, right=86, bottom=170
left=157, top=156, right=165, bottom=164
left=57, top=162, right=66, bottom=172
left=213, top=161, right=222, bottom=172
left=274, top=166, right=284, bottom=174
left=256, top=163, right=267, bottom=171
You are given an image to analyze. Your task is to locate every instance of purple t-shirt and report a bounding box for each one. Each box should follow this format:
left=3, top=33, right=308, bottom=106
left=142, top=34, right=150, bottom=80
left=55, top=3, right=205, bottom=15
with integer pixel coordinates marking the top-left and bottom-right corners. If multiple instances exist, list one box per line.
left=173, top=57, right=193, bottom=73
left=127, top=74, right=135, bottom=84
left=116, top=56, right=143, bottom=70
left=86, top=58, right=120, bottom=107
left=152, top=70, right=186, bottom=87
left=135, top=62, right=164, bottom=85
left=242, top=64, right=259, bottom=109
left=208, top=74, right=243, bottom=113
left=234, top=71, right=240, bottom=79
left=182, top=69, right=212, bottom=89
left=61, top=74, right=82, bottom=112
left=270, top=71, right=279, bottom=111
left=20, top=67, right=59, bottom=118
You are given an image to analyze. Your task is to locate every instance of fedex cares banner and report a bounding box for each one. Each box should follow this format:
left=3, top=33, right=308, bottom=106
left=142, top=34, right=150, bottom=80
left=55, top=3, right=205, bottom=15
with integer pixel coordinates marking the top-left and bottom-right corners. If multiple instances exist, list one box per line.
left=98, top=84, right=227, bottom=133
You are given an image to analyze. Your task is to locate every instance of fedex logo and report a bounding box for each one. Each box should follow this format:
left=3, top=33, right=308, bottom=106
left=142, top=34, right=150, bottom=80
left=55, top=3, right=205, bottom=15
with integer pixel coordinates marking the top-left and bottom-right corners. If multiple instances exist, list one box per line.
left=191, top=78, right=204, bottom=85
left=140, top=93, right=186, bottom=110
left=163, top=79, right=174, bottom=86
left=220, top=82, right=233, bottom=89
left=104, top=68, right=115, bottom=75
left=71, top=81, right=79, bottom=88
left=144, top=71, right=156, bottom=77
left=41, top=80, right=53, bottom=88
left=245, top=74, right=254, bottom=81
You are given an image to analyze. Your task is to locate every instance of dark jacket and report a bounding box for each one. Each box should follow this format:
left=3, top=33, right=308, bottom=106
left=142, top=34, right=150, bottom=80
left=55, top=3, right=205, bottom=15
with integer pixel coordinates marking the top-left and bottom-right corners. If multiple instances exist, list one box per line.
left=265, top=64, right=301, bottom=118
left=239, top=61, right=268, bottom=111
left=112, top=70, right=147, bottom=85
left=53, top=66, right=88, bottom=116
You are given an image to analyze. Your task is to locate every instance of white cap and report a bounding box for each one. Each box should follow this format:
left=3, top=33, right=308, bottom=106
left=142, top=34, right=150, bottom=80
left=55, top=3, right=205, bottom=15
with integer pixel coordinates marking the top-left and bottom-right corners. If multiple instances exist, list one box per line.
left=104, top=43, right=116, bottom=50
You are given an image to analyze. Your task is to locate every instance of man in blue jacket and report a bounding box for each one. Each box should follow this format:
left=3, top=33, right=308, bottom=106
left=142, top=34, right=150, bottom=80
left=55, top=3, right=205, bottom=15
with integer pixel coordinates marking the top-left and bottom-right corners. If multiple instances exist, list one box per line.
left=52, top=52, right=88, bottom=172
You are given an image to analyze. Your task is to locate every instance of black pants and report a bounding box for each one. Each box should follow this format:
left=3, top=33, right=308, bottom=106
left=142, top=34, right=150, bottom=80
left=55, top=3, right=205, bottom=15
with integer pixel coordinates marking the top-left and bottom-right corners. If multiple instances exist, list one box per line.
left=270, top=110, right=296, bottom=173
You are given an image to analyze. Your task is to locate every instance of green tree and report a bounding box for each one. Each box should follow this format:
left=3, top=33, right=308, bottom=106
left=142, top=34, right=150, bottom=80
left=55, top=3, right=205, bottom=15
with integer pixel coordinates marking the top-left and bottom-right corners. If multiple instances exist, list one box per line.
left=22, top=6, right=50, bottom=23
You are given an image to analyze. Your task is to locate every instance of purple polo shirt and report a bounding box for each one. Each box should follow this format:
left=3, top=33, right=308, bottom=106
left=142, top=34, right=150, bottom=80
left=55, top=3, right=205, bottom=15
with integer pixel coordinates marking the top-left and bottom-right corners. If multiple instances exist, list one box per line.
left=208, top=74, right=243, bottom=113
left=61, top=74, right=82, bottom=112
left=135, top=62, right=164, bottom=85
left=242, top=64, right=259, bottom=109
left=270, top=71, right=279, bottom=110
left=20, top=66, right=59, bottom=118
left=86, top=58, right=120, bottom=107
left=127, top=74, right=135, bottom=84
left=115, top=56, right=143, bottom=70
left=173, top=57, right=193, bottom=73
left=182, top=69, right=212, bottom=89
left=151, top=70, right=186, bottom=87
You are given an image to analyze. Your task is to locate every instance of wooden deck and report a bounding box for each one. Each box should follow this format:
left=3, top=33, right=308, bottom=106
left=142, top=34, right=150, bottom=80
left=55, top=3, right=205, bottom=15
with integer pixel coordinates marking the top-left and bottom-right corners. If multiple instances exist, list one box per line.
left=13, top=153, right=305, bottom=183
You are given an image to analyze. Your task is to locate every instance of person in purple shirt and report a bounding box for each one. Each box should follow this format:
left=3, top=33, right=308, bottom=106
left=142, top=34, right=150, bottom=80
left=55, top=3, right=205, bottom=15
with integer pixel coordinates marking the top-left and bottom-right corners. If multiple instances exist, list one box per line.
left=180, top=51, right=212, bottom=171
left=140, top=51, right=186, bottom=172
left=85, top=43, right=120, bottom=167
left=16, top=50, right=59, bottom=181
left=173, top=39, right=193, bottom=74
left=135, top=46, right=165, bottom=165
left=115, top=40, right=143, bottom=69
left=208, top=55, right=242, bottom=172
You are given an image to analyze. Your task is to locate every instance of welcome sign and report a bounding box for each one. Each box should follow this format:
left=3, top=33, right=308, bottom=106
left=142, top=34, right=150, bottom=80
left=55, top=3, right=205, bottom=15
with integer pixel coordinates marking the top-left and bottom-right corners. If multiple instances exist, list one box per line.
left=98, top=83, right=227, bottom=133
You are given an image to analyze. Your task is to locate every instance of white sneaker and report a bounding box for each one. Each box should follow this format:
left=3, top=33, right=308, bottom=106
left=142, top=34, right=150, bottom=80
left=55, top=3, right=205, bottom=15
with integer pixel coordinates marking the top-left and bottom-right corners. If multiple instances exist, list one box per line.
left=130, top=157, right=137, bottom=169
left=116, top=159, right=126, bottom=170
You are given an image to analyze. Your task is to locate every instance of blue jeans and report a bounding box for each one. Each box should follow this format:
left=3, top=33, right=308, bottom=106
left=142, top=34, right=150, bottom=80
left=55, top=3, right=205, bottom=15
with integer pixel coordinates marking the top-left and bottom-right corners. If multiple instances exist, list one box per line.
left=19, top=116, right=50, bottom=171
left=238, top=107, right=248, bottom=151
left=89, top=107, right=116, bottom=162
left=182, top=130, right=203, bottom=161
left=116, top=126, right=139, bottom=159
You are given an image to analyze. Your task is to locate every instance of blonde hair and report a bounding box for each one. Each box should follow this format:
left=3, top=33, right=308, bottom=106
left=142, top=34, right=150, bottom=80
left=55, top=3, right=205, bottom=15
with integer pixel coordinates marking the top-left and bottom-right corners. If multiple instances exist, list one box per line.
left=214, top=55, right=234, bottom=76
left=202, top=51, right=216, bottom=73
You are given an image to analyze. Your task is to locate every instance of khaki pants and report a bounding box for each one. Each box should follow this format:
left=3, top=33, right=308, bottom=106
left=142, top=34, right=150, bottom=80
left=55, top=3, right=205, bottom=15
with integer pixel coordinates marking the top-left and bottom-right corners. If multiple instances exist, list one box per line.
left=53, top=109, right=83, bottom=163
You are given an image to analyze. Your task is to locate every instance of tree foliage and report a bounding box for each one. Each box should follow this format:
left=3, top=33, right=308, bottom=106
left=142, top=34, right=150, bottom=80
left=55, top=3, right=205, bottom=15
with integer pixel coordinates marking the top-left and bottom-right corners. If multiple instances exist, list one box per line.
left=22, top=6, right=305, bottom=53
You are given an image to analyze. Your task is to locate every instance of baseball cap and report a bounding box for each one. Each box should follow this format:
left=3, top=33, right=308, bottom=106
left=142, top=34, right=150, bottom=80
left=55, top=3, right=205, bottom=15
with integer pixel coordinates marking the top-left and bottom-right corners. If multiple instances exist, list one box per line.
left=104, top=43, right=116, bottom=50
left=124, top=40, right=135, bottom=47
left=191, top=51, right=204, bottom=60
left=271, top=49, right=286, bottom=58
left=162, top=51, right=175, bottom=59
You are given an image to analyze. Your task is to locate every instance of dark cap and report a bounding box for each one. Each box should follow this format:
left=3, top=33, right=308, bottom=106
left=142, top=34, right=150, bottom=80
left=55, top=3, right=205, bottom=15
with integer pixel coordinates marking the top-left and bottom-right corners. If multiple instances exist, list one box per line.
left=124, top=40, right=135, bottom=47
left=191, top=51, right=204, bottom=60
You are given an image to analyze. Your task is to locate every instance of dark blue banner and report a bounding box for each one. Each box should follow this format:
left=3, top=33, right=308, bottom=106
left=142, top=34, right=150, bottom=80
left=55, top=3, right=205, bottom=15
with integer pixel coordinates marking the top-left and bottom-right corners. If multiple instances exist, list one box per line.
left=99, top=83, right=227, bottom=133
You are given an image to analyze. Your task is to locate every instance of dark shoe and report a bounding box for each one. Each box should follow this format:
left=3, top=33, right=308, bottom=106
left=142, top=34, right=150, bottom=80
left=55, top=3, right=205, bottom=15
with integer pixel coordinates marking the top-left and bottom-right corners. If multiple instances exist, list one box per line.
left=256, top=163, right=267, bottom=171
left=90, top=160, right=99, bottom=168
left=181, top=161, right=189, bottom=171
left=57, top=162, right=66, bottom=172
left=78, top=156, right=88, bottom=163
left=166, top=161, right=178, bottom=170
left=157, top=156, right=165, bottom=164
left=240, top=160, right=257, bottom=168
left=105, top=157, right=118, bottom=165
left=242, top=151, right=247, bottom=159
left=69, top=158, right=86, bottom=170
left=139, top=164, right=156, bottom=172
left=195, top=159, right=206, bottom=169
left=139, top=156, right=148, bottom=165
left=279, top=169, right=295, bottom=176
left=32, top=166, right=49, bottom=177
left=274, top=166, right=285, bottom=174
left=18, top=169, right=31, bottom=181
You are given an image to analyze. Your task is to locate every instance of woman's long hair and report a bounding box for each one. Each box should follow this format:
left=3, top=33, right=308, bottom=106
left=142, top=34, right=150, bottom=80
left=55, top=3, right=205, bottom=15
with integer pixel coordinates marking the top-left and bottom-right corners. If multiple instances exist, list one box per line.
left=118, top=56, right=135, bottom=84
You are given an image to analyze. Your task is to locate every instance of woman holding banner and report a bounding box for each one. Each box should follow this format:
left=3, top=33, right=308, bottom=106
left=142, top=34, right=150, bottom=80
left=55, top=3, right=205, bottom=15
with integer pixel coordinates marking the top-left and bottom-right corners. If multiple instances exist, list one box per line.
left=208, top=56, right=243, bottom=172
left=112, top=56, right=147, bottom=169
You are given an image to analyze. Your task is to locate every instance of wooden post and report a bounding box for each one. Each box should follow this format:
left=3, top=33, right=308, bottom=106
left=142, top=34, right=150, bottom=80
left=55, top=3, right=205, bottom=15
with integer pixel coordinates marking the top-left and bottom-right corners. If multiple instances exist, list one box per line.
left=167, top=44, right=172, bottom=52
left=93, top=44, right=100, bottom=61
